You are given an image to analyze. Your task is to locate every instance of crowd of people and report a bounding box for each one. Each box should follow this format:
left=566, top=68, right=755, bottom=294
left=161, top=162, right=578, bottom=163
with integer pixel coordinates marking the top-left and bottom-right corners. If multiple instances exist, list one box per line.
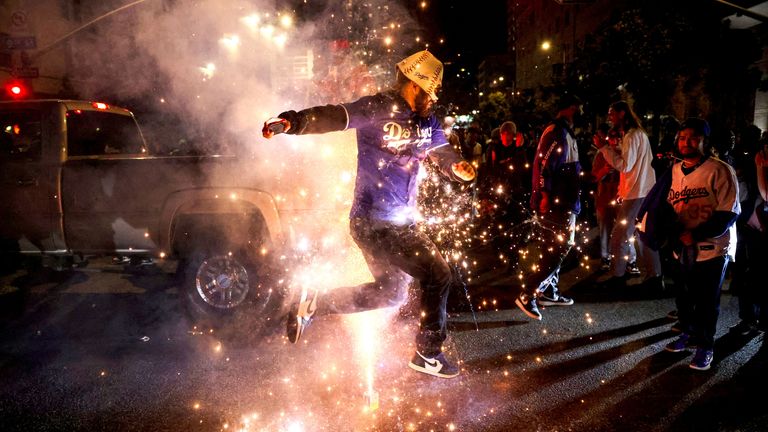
left=452, top=95, right=767, bottom=372
left=263, top=50, right=768, bottom=378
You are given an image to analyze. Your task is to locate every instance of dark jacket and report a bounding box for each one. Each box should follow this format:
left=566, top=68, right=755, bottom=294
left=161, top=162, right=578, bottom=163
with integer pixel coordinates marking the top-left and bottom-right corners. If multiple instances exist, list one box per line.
left=637, top=168, right=677, bottom=251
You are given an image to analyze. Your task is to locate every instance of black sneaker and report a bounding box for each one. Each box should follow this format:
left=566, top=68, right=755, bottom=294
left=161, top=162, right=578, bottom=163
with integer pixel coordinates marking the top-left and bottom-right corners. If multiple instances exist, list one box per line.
left=666, top=310, right=678, bottom=320
left=627, top=261, right=641, bottom=276
left=515, top=293, right=542, bottom=320
left=408, top=351, right=460, bottom=378
left=729, top=320, right=758, bottom=336
left=538, top=293, right=574, bottom=306
left=286, top=288, right=319, bottom=344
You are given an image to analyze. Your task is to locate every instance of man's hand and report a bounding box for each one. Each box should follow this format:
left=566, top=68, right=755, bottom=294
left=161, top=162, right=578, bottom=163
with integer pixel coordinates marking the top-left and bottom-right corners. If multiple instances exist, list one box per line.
left=451, top=161, right=476, bottom=181
left=262, top=117, right=291, bottom=139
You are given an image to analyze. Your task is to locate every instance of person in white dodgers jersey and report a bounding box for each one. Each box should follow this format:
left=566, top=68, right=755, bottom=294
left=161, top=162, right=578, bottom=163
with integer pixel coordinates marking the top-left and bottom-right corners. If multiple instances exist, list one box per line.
left=262, top=51, right=475, bottom=378
left=662, top=118, right=740, bottom=371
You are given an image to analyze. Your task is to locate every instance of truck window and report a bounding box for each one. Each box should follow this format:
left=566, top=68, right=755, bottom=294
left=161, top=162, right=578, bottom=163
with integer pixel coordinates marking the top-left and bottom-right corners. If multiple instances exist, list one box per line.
left=66, top=110, right=145, bottom=156
left=0, top=110, right=42, bottom=161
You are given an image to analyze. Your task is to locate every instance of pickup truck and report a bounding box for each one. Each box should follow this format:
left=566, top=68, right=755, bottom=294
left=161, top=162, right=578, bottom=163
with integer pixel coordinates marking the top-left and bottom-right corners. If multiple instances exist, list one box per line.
left=0, top=99, right=289, bottom=333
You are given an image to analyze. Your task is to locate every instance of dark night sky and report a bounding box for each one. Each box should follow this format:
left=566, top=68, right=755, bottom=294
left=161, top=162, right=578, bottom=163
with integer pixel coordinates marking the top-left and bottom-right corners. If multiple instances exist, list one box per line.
left=418, top=0, right=508, bottom=70
left=414, top=0, right=509, bottom=109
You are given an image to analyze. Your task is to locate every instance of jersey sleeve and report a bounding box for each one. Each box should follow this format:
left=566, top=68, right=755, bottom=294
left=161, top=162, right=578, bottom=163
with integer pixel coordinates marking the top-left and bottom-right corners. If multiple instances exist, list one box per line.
left=280, top=104, right=348, bottom=135
left=714, top=162, right=740, bottom=213
left=537, top=125, right=563, bottom=188
left=342, top=94, right=387, bottom=130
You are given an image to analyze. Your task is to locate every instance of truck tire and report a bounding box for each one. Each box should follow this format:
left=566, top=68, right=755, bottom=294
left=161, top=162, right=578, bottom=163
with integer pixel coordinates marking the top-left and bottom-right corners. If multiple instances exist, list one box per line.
left=180, top=241, right=281, bottom=339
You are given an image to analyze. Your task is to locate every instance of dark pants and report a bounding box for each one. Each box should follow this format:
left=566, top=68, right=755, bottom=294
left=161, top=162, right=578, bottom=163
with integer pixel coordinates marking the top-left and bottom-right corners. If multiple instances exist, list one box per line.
left=317, top=218, right=453, bottom=357
left=675, top=252, right=728, bottom=349
left=737, top=225, right=768, bottom=324
left=516, top=211, right=575, bottom=297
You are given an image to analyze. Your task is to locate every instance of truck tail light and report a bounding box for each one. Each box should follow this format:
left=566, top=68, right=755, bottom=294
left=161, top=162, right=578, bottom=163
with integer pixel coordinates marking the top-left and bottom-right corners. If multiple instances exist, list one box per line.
left=92, top=102, right=110, bottom=110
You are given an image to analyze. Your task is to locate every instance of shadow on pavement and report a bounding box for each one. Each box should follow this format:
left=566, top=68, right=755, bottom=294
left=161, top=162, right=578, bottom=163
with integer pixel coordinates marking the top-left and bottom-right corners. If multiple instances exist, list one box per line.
left=667, top=333, right=768, bottom=431
left=548, top=330, right=766, bottom=431
left=464, top=319, right=676, bottom=373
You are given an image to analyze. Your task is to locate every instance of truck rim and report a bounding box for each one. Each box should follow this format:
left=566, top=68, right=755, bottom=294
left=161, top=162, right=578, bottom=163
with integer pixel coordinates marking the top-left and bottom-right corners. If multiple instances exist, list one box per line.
left=195, top=255, right=250, bottom=309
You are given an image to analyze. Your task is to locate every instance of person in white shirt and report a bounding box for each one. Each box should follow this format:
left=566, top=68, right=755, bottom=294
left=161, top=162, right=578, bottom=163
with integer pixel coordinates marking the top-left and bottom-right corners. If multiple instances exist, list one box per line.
left=594, top=100, right=662, bottom=289
left=662, top=118, right=740, bottom=371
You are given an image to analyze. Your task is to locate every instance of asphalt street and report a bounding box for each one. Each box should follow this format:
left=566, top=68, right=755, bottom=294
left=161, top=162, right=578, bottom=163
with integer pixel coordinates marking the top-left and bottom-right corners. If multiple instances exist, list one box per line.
left=0, top=253, right=765, bottom=432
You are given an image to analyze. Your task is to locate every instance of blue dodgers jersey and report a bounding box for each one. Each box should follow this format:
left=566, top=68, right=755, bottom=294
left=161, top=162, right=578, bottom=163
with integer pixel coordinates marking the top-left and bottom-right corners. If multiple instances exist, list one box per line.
left=342, top=91, right=449, bottom=223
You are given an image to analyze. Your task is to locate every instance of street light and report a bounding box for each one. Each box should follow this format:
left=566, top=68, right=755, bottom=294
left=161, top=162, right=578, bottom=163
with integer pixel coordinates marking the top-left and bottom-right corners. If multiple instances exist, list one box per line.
left=541, top=41, right=551, bottom=51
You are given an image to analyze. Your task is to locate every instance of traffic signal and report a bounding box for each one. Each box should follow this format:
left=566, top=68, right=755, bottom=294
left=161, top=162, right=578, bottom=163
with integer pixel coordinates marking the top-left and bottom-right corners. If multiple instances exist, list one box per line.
left=4, top=80, right=28, bottom=99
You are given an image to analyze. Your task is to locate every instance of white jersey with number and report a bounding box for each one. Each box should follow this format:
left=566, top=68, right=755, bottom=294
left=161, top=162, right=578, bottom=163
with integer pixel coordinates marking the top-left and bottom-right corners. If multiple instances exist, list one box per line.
left=668, top=157, right=740, bottom=261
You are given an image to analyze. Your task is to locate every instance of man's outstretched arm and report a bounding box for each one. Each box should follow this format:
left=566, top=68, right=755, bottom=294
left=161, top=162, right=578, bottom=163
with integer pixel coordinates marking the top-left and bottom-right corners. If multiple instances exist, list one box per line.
left=263, top=105, right=348, bottom=138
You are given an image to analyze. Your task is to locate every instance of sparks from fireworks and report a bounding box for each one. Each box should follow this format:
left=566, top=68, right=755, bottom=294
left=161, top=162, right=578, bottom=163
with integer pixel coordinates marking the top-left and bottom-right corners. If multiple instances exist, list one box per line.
left=176, top=3, right=600, bottom=429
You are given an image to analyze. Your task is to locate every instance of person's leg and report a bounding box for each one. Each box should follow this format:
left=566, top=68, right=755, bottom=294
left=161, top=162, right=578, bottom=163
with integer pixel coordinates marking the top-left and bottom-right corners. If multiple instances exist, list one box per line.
left=597, top=207, right=610, bottom=260
left=628, top=240, right=638, bottom=265
left=608, top=199, right=643, bottom=278
left=736, top=226, right=759, bottom=324
left=317, top=220, right=411, bottom=315
left=520, top=213, right=573, bottom=293
left=539, top=213, right=576, bottom=303
left=689, top=256, right=728, bottom=349
left=352, top=222, right=453, bottom=357
left=514, top=212, right=573, bottom=317
left=674, top=248, right=696, bottom=335
left=392, top=230, right=453, bottom=357
left=745, top=227, right=768, bottom=327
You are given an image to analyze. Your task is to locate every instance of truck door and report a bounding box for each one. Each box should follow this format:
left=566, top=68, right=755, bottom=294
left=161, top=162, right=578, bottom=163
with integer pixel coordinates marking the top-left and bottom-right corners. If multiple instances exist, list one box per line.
left=60, top=107, right=156, bottom=253
left=0, top=107, right=59, bottom=253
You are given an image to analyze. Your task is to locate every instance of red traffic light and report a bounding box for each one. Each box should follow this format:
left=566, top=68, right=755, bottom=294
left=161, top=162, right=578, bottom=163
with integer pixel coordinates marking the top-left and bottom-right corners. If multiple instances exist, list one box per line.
left=4, top=81, right=28, bottom=99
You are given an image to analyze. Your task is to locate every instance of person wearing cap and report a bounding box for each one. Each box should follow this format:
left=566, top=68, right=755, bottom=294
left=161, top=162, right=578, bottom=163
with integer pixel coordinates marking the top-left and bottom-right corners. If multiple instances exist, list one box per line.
left=513, top=94, right=582, bottom=320
left=595, top=100, right=662, bottom=290
left=660, top=118, right=739, bottom=371
left=262, top=50, right=475, bottom=379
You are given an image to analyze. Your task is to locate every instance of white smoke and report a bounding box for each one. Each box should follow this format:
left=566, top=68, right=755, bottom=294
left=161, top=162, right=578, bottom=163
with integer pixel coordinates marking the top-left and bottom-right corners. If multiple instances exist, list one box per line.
left=61, top=2, right=446, bottom=429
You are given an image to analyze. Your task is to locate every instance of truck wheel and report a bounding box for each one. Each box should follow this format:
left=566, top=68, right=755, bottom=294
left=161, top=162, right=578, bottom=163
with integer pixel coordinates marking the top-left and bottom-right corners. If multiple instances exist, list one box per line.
left=180, top=243, right=281, bottom=339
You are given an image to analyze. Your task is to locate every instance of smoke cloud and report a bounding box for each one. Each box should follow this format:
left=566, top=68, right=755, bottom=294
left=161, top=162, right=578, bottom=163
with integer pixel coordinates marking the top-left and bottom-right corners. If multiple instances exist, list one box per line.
left=60, top=0, right=448, bottom=429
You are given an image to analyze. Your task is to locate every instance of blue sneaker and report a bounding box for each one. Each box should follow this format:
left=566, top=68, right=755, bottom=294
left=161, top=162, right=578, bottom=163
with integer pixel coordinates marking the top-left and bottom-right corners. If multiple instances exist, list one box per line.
left=408, top=351, right=460, bottom=378
left=664, top=333, right=696, bottom=353
left=689, top=348, right=714, bottom=371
